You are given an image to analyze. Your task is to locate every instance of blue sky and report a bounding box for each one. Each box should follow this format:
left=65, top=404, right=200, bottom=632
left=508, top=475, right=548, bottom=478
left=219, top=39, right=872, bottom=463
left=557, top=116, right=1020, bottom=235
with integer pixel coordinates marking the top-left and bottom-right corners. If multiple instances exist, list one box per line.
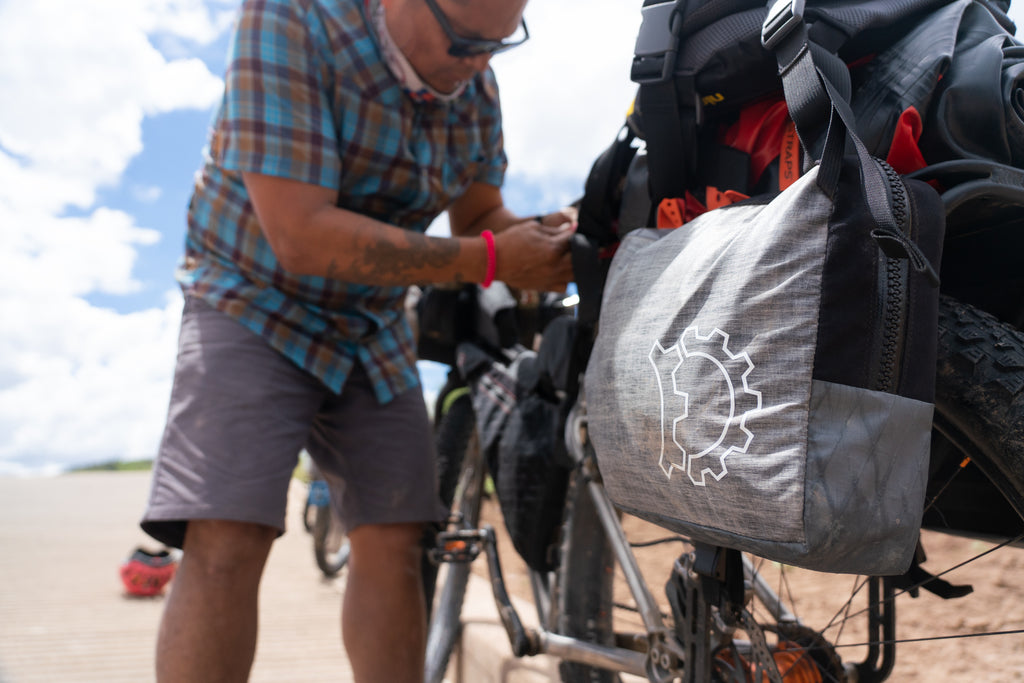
left=2, top=1, right=1022, bottom=475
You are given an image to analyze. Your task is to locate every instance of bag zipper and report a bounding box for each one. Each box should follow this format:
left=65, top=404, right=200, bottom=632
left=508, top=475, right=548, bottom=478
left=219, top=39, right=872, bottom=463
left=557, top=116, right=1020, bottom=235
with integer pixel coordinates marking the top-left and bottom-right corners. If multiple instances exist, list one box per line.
left=874, top=159, right=911, bottom=394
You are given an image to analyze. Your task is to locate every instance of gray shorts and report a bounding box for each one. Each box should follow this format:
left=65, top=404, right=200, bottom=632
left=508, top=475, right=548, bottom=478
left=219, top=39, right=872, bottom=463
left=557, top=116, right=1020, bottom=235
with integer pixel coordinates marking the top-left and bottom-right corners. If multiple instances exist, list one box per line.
left=142, top=297, right=445, bottom=549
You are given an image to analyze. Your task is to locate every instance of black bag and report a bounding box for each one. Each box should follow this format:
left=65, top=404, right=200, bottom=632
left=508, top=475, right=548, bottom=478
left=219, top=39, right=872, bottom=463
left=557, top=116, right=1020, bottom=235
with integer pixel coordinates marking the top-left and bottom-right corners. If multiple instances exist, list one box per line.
left=456, top=341, right=571, bottom=572
left=573, top=0, right=1023, bottom=322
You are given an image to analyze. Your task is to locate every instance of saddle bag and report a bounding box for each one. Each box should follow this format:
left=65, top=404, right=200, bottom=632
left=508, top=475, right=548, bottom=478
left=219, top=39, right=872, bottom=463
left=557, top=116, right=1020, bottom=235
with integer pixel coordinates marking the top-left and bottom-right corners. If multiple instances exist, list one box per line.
left=584, top=7, right=946, bottom=575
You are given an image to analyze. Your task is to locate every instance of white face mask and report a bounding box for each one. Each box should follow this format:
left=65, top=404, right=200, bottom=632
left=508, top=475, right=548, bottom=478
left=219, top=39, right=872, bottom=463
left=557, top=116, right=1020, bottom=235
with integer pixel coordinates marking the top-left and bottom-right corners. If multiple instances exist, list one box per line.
left=368, top=0, right=468, bottom=103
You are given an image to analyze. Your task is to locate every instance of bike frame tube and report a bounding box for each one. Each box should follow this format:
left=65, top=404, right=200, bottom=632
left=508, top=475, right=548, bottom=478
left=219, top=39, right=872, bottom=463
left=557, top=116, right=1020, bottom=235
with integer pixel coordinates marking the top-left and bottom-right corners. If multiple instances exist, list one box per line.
left=585, top=473, right=670, bottom=636
left=567, top=400, right=664, bottom=630
left=537, top=631, right=648, bottom=676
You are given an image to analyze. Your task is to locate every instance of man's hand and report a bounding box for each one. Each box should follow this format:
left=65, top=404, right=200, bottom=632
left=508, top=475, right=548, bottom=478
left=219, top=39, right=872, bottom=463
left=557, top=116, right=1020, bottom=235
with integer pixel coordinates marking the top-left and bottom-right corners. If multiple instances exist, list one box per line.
left=537, top=206, right=578, bottom=229
left=492, top=217, right=574, bottom=292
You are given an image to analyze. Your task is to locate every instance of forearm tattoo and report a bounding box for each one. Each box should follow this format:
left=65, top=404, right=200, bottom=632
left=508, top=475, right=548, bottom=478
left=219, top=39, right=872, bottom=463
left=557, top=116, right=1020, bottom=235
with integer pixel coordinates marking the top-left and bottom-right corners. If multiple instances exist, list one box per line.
left=327, top=231, right=465, bottom=284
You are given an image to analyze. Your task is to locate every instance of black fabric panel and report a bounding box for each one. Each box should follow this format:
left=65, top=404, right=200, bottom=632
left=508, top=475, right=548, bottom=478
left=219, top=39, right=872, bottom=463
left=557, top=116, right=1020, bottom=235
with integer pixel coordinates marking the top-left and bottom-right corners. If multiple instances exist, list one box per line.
left=812, top=157, right=884, bottom=390
left=897, top=178, right=946, bottom=402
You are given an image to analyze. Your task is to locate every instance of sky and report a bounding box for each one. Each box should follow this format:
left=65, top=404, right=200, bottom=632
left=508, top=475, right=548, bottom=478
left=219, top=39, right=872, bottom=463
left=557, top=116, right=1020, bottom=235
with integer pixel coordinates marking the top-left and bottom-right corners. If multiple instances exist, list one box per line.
left=1, top=1, right=1022, bottom=475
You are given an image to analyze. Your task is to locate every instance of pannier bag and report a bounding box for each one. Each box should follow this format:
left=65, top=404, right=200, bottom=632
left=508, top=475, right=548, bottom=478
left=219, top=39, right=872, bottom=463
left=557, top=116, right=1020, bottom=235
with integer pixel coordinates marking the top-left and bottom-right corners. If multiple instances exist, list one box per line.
left=585, top=2, right=946, bottom=575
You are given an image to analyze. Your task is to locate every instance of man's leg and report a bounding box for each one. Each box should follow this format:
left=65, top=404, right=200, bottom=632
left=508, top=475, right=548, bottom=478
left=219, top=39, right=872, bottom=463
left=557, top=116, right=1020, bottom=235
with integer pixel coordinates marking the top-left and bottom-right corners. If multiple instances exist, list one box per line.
left=343, top=521, right=427, bottom=683
left=156, top=519, right=278, bottom=683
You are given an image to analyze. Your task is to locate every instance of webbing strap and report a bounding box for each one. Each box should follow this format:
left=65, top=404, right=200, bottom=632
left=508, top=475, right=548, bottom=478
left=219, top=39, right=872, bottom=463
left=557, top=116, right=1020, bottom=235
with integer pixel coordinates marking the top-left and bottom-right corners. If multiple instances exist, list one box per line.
left=767, top=0, right=940, bottom=285
left=639, top=80, right=691, bottom=206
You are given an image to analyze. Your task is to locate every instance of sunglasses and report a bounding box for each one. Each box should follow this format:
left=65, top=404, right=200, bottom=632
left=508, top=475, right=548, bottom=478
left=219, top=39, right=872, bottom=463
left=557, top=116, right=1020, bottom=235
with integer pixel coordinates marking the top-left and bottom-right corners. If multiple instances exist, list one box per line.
left=422, top=0, right=530, bottom=58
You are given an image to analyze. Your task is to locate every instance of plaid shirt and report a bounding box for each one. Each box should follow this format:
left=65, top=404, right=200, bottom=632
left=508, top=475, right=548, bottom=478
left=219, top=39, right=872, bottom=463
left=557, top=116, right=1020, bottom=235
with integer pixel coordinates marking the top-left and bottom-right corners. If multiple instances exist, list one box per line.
left=179, top=0, right=507, bottom=402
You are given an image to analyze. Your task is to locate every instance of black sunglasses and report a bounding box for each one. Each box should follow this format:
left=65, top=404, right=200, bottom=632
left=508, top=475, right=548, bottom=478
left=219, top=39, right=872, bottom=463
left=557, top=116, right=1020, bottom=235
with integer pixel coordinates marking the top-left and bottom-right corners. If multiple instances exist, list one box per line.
left=422, top=0, right=529, bottom=58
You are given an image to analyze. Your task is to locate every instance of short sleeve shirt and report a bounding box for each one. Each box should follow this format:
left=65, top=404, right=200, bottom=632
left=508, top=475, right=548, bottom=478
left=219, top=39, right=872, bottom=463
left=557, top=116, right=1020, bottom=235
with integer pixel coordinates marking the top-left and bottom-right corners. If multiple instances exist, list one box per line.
left=180, top=0, right=507, bottom=403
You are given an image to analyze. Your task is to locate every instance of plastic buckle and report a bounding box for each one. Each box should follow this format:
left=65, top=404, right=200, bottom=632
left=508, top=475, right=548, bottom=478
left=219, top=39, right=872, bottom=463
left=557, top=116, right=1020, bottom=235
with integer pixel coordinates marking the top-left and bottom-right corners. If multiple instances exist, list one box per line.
left=761, top=0, right=805, bottom=50
left=631, top=1, right=682, bottom=85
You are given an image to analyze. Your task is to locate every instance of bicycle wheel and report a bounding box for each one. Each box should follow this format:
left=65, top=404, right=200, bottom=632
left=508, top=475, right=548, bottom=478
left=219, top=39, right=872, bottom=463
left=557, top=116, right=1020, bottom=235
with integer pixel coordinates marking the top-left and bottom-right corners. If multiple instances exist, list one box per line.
left=929, top=295, right=1024, bottom=528
left=730, top=296, right=1024, bottom=682
left=312, top=504, right=350, bottom=578
left=424, top=390, right=485, bottom=683
left=555, top=464, right=619, bottom=683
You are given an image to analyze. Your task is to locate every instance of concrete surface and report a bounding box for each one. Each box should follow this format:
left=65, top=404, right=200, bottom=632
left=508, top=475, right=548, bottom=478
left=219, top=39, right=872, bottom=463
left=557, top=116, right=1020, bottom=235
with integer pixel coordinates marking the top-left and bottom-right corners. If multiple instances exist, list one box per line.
left=0, top=471, right=569, bottom=683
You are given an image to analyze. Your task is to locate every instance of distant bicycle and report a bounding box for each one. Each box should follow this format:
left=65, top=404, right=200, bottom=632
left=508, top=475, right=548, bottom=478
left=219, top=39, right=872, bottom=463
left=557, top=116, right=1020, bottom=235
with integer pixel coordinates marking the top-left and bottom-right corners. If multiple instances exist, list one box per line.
left=303, top=463, right=350, bottom=578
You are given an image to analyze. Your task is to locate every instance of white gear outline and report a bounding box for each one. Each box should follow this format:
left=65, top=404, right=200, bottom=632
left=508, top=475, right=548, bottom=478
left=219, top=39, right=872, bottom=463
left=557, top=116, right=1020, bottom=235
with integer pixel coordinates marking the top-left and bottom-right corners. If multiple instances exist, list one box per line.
left=649, top=326, right=762, bottom=485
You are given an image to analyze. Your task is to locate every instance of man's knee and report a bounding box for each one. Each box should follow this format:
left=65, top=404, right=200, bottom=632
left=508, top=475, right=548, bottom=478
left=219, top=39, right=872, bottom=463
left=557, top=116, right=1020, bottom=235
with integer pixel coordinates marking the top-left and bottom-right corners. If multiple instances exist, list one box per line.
left=348, top=522, right=425, bottom=569
left=180, top=519, right=277, bottom=583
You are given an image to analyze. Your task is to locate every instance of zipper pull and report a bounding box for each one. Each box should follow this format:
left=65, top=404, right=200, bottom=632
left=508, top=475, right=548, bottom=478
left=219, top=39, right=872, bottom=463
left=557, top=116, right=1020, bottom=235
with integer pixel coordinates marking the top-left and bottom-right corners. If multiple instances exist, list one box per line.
left=870, top=227, right=940, bottom=287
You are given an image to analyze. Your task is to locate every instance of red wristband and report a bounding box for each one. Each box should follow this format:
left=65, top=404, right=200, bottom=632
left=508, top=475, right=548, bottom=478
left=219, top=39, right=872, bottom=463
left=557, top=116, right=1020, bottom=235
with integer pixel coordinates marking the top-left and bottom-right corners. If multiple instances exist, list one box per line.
left=481, top=230, right=496, bottom=288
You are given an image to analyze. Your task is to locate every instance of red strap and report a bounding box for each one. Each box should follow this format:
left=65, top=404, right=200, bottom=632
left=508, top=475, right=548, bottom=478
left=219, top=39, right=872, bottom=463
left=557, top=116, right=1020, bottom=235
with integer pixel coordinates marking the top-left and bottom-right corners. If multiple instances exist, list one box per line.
left=657, top=192, right=713, bottom=228
left=720, top=99, right=792, bottom=188
left=886, top=106, right=928, bottom=175
left=656, top=197, right=686, bottom=228
left=480, top=230, right=496, bottom=288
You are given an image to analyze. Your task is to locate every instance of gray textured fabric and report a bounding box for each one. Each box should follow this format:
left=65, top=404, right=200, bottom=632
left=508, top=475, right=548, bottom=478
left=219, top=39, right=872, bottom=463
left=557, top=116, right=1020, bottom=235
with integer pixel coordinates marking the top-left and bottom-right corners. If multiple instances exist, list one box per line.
left=802, top=380, right=932, bottom=574
left=585, top=167, right=930, bottom=575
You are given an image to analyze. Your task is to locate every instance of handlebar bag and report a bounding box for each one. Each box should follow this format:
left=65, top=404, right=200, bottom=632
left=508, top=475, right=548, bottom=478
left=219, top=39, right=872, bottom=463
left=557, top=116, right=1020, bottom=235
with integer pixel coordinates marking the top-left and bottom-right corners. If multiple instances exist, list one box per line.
left=585, top=47, right=946, bottom=574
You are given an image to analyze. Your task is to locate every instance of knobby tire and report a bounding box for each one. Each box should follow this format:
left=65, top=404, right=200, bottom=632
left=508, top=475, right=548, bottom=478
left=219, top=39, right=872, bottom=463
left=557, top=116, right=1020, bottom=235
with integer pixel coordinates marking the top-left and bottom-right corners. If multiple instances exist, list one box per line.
left=555, top=466, right=619, bottom=683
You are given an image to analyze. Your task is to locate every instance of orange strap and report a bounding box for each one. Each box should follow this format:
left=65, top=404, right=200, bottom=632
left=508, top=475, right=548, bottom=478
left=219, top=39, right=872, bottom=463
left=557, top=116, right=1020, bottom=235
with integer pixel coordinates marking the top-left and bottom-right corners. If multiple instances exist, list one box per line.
left=656, top=192, right=711, bottom=228
left=779, top=120, right=800, bottom=191
left=705, top=187, right=750, bottom=211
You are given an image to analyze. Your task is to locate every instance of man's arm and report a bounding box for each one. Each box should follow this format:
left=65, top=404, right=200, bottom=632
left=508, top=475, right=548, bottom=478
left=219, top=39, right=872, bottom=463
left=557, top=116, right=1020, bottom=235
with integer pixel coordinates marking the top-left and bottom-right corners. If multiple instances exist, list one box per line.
left=447, top=181, right=520, bottom=236
left=243, top=172, right=487, bottom=286
left=244, top=173, right=573, bottom=290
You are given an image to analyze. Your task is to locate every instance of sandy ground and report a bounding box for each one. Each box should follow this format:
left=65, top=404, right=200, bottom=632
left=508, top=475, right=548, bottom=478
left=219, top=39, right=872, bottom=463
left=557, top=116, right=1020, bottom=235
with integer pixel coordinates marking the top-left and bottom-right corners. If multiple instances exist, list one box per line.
left=477, top=497, right=1024, bottom=681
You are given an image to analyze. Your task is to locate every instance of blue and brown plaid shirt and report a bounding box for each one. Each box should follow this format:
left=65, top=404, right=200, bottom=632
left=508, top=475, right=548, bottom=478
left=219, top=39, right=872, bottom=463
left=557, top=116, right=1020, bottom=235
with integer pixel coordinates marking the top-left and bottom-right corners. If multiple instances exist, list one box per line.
left=180, top=0, right=507, bottom=402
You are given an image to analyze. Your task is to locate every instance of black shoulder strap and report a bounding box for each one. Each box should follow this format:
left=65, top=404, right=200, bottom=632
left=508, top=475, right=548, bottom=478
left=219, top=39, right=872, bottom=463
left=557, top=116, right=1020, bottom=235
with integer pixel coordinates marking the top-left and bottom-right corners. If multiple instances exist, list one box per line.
left=632, top=0, right=690, bottom=206
left=767, top=0, right=940, bottom=285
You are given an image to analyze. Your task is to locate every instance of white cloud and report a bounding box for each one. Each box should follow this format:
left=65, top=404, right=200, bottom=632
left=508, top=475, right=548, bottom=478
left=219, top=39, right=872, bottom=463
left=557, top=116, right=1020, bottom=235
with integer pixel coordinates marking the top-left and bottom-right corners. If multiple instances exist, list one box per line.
left=0, top=0, right=225, bottom=215
left=1009, top=3, right=1024, bottom=35
left=495, top=0, right=641, bottom=190
left=0, top=206, right=160, bottom=298
left=0, top=292, right=183, bottom=473
left=133, top=185, right=165, bottom=203
left=0, top=0, right=230, bottom=473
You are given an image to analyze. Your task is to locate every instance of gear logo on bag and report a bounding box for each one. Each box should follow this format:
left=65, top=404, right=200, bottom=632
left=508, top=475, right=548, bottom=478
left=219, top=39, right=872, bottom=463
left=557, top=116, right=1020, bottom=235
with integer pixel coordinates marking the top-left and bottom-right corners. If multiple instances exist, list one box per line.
left=649, top=326, right=761, bottom=486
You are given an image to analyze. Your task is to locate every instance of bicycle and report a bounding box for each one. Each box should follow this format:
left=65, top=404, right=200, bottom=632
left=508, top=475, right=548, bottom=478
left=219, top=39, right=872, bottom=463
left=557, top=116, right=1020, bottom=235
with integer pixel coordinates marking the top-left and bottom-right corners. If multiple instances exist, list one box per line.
left=302, top=461, right=350, bottom=579
left=419, top=275, right=1024, bottom=682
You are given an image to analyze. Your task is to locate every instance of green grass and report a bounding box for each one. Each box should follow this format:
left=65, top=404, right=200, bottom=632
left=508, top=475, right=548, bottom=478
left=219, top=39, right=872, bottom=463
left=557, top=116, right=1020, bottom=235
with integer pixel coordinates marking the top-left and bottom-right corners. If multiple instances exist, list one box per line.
left=70, top=458, right=154, bottom=473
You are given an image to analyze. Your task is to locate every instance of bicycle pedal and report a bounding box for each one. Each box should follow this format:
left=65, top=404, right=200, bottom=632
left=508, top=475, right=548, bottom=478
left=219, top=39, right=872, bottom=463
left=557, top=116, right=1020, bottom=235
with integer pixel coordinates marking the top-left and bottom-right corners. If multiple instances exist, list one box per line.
left=429, top=529, right=486, bottom=564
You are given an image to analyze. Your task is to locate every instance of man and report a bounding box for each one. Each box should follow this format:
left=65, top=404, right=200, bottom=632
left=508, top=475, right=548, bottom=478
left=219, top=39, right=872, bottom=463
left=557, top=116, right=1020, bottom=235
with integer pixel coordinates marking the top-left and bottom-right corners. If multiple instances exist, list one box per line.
left=140, top=0, right=573, bottom=680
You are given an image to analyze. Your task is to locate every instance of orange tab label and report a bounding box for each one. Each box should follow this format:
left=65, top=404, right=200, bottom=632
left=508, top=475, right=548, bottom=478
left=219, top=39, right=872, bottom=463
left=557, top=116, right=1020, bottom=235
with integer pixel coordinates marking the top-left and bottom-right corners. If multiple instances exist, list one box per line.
left=779, top=121, right=800, bottom=191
